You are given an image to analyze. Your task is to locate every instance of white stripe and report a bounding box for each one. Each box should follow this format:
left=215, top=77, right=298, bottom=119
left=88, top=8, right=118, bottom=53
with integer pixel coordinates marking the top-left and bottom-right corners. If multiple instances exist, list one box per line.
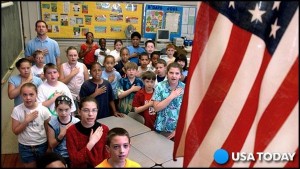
left=254, top=102, right=299, bottom=167
left=234, top=8, right=299, bottom=168
left=177, top=13, right=233, bottom=157
left=189, top=35, right=265, bottom=167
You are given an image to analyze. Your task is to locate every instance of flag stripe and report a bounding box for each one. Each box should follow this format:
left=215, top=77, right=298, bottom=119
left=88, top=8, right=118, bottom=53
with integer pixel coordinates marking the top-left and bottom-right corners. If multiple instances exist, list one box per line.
left=285, top=148, right=299, bottom=168
left=210, top=47, right=271, bottom=167
left=254, top=102, right=299, bottom=167
left=185, top=16, right=253, bottom=166
left=174, top=2, right=219, bottom=161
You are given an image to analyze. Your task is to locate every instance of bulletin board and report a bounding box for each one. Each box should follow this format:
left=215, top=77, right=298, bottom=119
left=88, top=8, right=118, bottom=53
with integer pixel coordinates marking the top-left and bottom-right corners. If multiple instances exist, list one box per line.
left=143, top=4, right=196, bottom=41
left=40, top=1, right=143, bottom=39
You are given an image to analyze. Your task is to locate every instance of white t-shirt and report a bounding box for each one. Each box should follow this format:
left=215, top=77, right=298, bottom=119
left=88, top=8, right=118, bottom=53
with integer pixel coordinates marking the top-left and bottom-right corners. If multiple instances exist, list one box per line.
left=31, top=64, right=45, bottom=79
left=11, top=103, right=51, bottom=145
left=109, top=49, right=121, bottom=63
left=94, top=48, right=111, bottom=66
left=37, top=81, right=76, bottom=116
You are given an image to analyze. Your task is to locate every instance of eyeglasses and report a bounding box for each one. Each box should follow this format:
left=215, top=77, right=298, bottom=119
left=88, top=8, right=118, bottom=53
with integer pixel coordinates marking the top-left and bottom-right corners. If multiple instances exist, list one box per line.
left=81, top=108, right=98, bottom=114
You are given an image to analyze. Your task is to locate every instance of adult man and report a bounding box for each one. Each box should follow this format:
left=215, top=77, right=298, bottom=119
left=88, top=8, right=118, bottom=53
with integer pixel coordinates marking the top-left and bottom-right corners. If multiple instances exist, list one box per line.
left=25, top=20, right=61, bottom=65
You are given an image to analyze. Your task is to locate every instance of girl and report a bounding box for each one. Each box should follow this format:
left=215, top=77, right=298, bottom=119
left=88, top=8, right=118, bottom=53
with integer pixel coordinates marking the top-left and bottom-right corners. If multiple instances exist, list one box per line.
left=47, top=95, right=80, bottom=167
left=109, top=39, right=123, bottom=64
left=66, top=96, right=110, bottom=168
left=175, top=54, right=188, bottom=82
left=79, top=32, right=99, bottom=70
left=8, top=58, right=43, bottom=106
left=114, top=47, right=130, bottom=78
left=11, top=82, right=51, bottom=168
left=102, top=55, right=123, bottom=116
left=59, top=46, right=89, bottom=115
left=80, top=62, right=121, bottom=119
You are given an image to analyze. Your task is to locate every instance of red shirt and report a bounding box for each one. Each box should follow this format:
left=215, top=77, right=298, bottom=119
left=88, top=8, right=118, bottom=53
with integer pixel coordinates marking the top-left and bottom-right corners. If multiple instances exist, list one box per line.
left=132, top=88, right=156, bottom=130
left=66, top=122, right=109, bottom=168
left=80, top=43, right=99, bottom=65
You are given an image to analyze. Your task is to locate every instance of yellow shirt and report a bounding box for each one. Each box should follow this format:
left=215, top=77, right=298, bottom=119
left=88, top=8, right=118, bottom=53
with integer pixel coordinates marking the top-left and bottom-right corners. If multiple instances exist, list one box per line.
left=96, top=158, right=141, bottom=168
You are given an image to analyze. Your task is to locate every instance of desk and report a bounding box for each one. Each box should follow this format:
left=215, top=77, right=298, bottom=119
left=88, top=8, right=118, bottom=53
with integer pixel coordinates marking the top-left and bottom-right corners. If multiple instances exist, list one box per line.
left=128, top=146, right=156, bottom=167
left=97, top=114, right=151, bottom=137
left=162, top=157, right=183, bottom=167
left=130, top=131, right=174, bottom=165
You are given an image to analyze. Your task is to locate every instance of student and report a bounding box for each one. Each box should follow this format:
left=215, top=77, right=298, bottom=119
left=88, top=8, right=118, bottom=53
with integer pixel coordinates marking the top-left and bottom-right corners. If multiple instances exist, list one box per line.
left=144, top=40, right=155, bottom=58
left=79, top=32, right=99, bottom=70
left=127, top=32, right=146, bottom=65
left=25, top=20, right=60, bottom=65
left=36, top=152, right=67, bottom=168
left=117, top=62, right=144, bottom=115
left=132, top=71, right=156, bottom=130
left=66, top=96, right=110, bottom=168
left=148, top=51, right=160, bottom=72
left=175, top=54, right=189, bottom=82
left=137, top=52, right=151, bottom=77
left=102, top=55, right=123, bottom=113
left=11, top=83, right=51, bottom=168
left=95, top=127, right=141, bottom=168
left=109, top=39, right=123, bottom=63
left=59, top=46, right=89, bottom=114
left=47, top=95, right=80, bottom=167
left=154, top=59, right=167, bottom=87
left=8, top=58, right=43, bottom=107
left=152, top=62, right=185, bottom=140
left=114, top=47, right=130, bottom=78
left=94, top=38, right=111, bottom=69
left=162, top=44, right=176, bottom=66
left=80, top=62, right=122, bottom=119
left=31, top=50, right=46, bottom=81
left=37, top=63, right=76, bottom=116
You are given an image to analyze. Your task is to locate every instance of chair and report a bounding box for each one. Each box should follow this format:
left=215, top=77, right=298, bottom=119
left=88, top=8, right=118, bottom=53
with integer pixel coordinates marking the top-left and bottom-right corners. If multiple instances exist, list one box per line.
left=128, top=112, right=145, bottom=124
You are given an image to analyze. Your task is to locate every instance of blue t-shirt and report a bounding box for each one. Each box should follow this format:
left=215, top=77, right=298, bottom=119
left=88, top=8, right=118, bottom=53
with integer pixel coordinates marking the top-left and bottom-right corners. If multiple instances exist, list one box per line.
left=127, top=46, right=146, bottom=64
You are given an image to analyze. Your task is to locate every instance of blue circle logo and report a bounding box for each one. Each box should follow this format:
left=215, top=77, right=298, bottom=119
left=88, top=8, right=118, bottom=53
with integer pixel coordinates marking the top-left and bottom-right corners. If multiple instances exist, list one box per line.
left=214, top=148, right=229, bottom=164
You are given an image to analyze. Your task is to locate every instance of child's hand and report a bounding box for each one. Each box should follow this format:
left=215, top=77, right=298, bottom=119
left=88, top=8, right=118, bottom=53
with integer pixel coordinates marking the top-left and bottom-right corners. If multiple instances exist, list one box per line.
left=71, top=67, right=80, bottom=76
left=113, top=111, right=125, bottom=118
left=89, top=126, right=103, bottom=145
left=170, top=87, right=184, bottom=99
left=130, top=84, right=141, bottom=92
left=24, top=110, right=38, bottom=123
left=108, top=74, right=115, bottom=83
left=95, top=84, right=107, bottom=95
left=54, top=90, right=63, bottom=99
left=167, top=131, right=176, bottom=140
left=59, top=123, right=72, bottom=137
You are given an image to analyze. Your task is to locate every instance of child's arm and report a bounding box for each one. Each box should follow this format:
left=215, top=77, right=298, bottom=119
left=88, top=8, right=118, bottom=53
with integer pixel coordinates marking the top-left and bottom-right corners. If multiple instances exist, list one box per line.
left=41, top=91, right=63, bottom=108
left=83, top=65, right=90, bottom=81
left=118, top=84, right=141, bottom=99
left=8, top=75, right=33, bottom=99
left=153, top=88, right=184, bottom=112
left=109, top=100, right=124, bottom=117
left=47, top=123, right=72, bottom=149
left=11, top=110, right=38, bottom=135
left=134, top=101, right=153, bottom=113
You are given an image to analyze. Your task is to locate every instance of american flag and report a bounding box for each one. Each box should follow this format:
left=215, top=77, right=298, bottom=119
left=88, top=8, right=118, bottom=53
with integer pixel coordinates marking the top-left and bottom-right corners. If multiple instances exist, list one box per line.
left=174, top=1, right=298, bottom=167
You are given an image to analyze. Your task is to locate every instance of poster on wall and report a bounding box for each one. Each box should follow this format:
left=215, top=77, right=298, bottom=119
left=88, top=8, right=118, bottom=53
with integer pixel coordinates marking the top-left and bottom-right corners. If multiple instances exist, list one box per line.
left=40, top=1, right=143, bottom=39
left=143, top=4, right=196, bottom=41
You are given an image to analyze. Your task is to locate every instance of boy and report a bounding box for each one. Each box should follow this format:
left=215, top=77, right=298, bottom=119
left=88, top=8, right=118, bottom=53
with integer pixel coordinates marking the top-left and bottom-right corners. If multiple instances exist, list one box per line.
left=127, top=32, right=146, bottom=65
left=31, top=50, right=46, bottom=81
left=117, top=62, right=144, bottom=115
left=94, top=38, right=111, bottom=69
left=152, top=62, right=185, bottom=140
left=148, top=51, right=160, bottom=72
left=144, top=40, right=155, bottom=58
left=137, top=52, right=151, bottom=77
left=95, top=127, right=141, bottom=167
left=162, top=44, right=176, bottom=66
left=154, top=59, right=168, bottom=87
left=37, top=63, right=76, bottom=116
left=132, top=71, right=156, bottom=130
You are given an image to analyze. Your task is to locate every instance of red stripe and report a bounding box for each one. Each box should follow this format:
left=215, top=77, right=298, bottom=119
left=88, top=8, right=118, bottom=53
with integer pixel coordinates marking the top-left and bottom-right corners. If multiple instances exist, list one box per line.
left=183, top=20, right=252, bottom=166
left=173, top=2, right=218, bottom=164
left=284, top=148, right=299, bottom=168
left=210, top=49, right=271, bottom=167
left=250, top=57, right=299, bottom=167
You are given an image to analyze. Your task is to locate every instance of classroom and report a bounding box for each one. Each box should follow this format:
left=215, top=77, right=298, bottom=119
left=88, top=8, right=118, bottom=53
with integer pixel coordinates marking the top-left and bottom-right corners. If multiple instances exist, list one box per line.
left=1, top=1, right=298, bottom=168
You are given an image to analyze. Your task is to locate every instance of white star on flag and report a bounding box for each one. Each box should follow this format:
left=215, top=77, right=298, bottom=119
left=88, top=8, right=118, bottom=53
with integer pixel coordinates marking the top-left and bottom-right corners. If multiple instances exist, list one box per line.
left=249, top=3, right=266, bottom=23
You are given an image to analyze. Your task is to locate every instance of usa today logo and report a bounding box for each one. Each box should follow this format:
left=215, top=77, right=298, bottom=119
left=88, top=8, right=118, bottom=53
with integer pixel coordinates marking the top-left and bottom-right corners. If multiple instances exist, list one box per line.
left=214, top=149, right=296, bottom=164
